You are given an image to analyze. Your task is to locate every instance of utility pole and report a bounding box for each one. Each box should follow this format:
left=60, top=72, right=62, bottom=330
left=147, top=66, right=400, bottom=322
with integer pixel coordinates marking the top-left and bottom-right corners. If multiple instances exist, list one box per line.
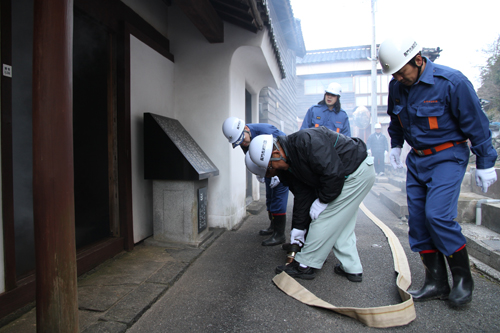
left=370, top=0, right=378, bottom=133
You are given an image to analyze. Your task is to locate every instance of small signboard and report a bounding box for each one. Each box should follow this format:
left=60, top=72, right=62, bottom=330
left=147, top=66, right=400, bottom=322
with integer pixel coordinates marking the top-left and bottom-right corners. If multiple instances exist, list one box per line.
left=198, top=187, right=207, bottom=233
left=144, top=113, right=219, bottom=180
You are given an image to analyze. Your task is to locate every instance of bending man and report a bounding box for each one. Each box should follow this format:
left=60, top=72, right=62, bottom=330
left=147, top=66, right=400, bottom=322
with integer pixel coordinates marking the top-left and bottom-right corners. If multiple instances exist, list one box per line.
left=248, top=127, right=375, bottom=281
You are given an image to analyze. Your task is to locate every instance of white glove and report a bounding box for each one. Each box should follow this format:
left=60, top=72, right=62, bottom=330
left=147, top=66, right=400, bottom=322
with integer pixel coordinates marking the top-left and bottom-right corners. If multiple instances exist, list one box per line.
left=475, top=167, right=497, bottom=193
left=309, top=198, right=328, bottom=220
left=256, top=176, right=265, bottom=183
left=367, top=149, right=372, bottom=156
left=390, top=147, right=404, bottom=169
left=270, top=176, right=280, bottom=188
left=290, top=228, right=306, bottom=246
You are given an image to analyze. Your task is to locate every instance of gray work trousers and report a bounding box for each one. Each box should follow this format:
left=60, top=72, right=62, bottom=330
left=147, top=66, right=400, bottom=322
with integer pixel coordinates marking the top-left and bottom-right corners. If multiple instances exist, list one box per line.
left=295, top=156, right=375, bottom=273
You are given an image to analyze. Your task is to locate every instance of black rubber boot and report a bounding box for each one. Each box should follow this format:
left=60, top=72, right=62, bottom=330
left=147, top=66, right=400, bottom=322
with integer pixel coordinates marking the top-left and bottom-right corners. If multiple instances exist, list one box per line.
left=259, top=211, right=274, bottom=236
left=262, top=214, right=286, bottom=246
left=446, top=246, right=474, bottom=307
left=408, top=251, right=450, bottom=301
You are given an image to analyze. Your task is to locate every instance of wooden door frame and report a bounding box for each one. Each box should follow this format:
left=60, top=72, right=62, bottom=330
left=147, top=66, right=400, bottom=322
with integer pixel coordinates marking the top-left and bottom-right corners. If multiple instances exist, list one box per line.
left=0, top=0, right=174, bottom=321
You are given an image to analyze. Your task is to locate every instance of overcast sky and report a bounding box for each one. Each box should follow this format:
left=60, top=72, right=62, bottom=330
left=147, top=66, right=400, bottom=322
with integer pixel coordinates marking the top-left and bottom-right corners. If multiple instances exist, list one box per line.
left=289, top=0, right=500, bottom=90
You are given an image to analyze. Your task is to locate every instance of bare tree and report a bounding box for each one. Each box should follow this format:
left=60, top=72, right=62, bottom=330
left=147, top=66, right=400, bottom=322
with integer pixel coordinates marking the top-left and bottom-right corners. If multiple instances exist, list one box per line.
left=478, top=35, right=500, bottom=121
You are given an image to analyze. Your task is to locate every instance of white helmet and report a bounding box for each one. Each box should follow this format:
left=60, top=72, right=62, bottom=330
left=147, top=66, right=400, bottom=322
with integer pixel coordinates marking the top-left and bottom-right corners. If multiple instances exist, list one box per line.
left=378, top=36, right=421, bottom=75
left=248, top=134, right=273, bottom=169
left=222, top=117, right=245, bottom=148
left=374, top=123, right=382, bottom=129
left=245, top=152, right=266, bottom=177
left=325, top=82, right=342, bottom=97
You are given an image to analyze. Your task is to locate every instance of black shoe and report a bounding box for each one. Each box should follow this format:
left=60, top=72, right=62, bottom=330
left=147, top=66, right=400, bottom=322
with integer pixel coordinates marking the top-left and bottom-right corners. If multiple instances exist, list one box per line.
left=276, top=260, right=316, bottom=280
left=334, top=264, right=362, bottom=282
left=261, top=234, right=285, bottom=246
left=262, top=214, right=286, bottom=246
left=259, top=213, right=274, bottom=236
left=259, top=227, right=273, bottom=236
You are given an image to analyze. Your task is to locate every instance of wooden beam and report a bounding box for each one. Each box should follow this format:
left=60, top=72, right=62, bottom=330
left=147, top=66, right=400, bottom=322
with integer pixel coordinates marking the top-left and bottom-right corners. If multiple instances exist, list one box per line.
left=32, top=0, right=79, bottom=331
left=211, top=0, right=253, bottom=21
left=174, top=0, right=224, bottom=43
left=1, top=0, right=17, bottom=293
left=247, top=0, right=263, bottom=30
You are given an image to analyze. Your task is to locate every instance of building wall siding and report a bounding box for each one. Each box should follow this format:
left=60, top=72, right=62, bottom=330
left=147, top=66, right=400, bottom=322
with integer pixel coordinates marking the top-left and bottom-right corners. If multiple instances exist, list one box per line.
left=259, top=1, right=300, bottom=134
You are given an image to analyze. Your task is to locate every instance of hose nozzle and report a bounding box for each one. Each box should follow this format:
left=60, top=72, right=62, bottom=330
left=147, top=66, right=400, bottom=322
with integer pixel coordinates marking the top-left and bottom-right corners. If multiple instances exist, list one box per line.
left=285, top=243, right=302, bottom=264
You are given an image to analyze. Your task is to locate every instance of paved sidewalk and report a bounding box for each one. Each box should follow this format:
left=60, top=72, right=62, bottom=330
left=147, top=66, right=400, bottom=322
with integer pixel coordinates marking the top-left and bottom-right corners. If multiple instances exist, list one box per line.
left=2, top=184, right=500, bottom=332
left=0, top=228, right=227, bottom=333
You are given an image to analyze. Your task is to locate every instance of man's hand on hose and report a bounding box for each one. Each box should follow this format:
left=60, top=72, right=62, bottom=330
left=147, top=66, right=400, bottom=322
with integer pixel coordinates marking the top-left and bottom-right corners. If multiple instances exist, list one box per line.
left=290, top=228, right=306, bottom=247
left=390, top=147, right=404, bottom=169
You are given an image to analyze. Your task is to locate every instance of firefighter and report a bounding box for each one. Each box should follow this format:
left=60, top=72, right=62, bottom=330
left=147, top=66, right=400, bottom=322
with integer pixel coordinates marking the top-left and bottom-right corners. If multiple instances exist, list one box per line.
left=300, top=82, right=351, bottom=136
left=222, top=117, right=289, bottom=246
left=247, top=128, right=375, bottom=281
left=379, top=36, right=498, bottom=307
left=366, top=123, right=388, bottom=176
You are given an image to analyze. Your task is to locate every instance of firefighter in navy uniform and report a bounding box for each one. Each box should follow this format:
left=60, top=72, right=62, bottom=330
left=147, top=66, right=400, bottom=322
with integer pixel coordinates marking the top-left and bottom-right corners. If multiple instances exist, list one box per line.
left=223, top=117, right=289, bottom=246
left=300, top=82, right=351, bottom=136
left=379, top=36, right=498, bottom=307
left=366, top=123, right=389, bottom=175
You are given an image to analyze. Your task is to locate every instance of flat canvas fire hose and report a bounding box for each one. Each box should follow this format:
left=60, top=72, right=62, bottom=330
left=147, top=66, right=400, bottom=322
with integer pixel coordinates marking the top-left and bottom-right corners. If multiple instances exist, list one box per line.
left=272, top=202, right=416, bottom=328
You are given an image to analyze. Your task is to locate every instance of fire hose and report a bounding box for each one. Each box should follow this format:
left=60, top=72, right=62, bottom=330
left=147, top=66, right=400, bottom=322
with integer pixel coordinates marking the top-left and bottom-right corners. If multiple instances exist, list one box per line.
left=272, top=202, right=416, bottom=328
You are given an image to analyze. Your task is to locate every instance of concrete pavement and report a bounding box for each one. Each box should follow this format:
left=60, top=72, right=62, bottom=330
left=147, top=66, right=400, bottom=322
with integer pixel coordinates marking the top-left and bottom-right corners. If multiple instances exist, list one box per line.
left=2, top=182, right=500, bottom=332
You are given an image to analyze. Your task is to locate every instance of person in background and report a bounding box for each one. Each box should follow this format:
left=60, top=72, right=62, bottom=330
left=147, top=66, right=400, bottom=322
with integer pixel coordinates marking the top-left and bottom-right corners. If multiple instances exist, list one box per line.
left=366, top=123, right=389, bottom=176
left=247, top=127, right=375, bottom=281
left=379, top=35, right=498, bottom=307
left=222, top=117, right=289, bottom=246
left=300, top=82, right=351, bottom=136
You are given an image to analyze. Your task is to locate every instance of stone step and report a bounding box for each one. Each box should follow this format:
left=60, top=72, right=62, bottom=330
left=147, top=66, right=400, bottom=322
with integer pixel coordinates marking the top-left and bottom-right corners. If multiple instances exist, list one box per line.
left=478, top=200, right=500, bottom=233
left=388, top=175, right=406, bottom=193
left=374, top=176, right=389, bottom=183
left=457, top=192, right=491, bottom=224
left=462, top=223, right=500, bottom=273
left=371, top=182, right=500, bottom=278
left=379, top=188, right=408, bottom=219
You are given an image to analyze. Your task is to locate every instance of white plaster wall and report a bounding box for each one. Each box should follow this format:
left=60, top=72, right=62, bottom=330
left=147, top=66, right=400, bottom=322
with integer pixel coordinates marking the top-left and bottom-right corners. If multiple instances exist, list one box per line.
left=168, top=6, right=281, bottom=229
left=130, top=35, right=175, bottom=243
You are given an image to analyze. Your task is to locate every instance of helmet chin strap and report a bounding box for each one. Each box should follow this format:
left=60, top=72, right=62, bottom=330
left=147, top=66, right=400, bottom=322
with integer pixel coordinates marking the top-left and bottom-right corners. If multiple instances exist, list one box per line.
left=415, top=65, right=422, bottom=83
left=410, top=53, right=423, bottom=83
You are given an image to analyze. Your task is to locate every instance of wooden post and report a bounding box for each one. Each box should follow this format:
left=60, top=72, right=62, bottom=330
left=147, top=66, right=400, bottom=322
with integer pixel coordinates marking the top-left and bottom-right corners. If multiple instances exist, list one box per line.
left=32, top=0, right=79, bottom=331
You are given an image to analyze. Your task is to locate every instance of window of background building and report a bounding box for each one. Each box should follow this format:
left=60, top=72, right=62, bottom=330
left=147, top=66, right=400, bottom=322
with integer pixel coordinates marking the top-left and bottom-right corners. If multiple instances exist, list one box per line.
left=354, top=75, right=391, bottom=107
left=379, top=75, right=390, bottom=93
left=304, top=77, right=353, bottom=95
left=355, top=75, right=391, bottom=94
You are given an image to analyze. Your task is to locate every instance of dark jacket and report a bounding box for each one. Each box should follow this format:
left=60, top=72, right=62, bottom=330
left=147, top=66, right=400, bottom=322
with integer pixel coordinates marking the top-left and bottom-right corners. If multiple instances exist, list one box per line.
left=277, top=126, right=367, bottom=229
left=366, top=133, right=388, bottom=155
